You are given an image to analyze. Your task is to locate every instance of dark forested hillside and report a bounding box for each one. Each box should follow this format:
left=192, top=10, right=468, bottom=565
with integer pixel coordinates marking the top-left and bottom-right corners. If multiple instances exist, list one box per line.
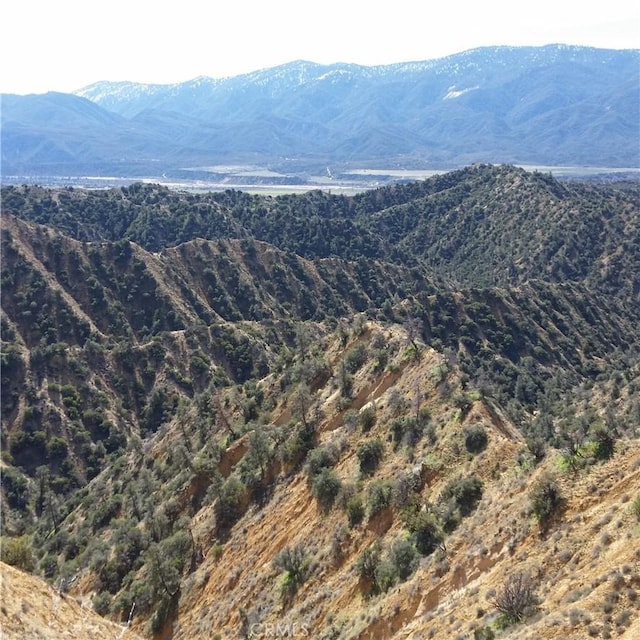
left=2, top=164, right=638, bottom=471
left=4, top=165, right=639, bottom=293
left=1, top=165, right=639, bottom=639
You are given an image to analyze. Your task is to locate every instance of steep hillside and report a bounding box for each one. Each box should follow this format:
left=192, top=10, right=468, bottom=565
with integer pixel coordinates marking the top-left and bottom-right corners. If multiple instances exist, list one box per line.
left=4, top=165, right=639, bottom=294
left=3, top=320, right=638, bottom=639
left=163, top=364, right=640, bottom=640
left=1, top=165, right=639, bottom=639
left=0, top=560, right=144, bottom=639
left=2, top=45, right=639, bottom=175
left=2, top=200, right=638, bottom=486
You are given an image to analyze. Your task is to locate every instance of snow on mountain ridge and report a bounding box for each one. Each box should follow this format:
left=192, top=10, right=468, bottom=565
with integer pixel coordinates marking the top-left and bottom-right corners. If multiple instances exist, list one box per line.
left=70, top=45, right=639, bottom=118
left=75, top=80, right=173, bottom=105
left=443, top=85, right=480, bottom=100
left=74, top=44, right=638, bottom=101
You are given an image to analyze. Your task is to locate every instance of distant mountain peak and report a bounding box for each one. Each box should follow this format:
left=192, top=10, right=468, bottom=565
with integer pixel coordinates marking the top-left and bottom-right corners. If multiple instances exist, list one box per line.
left=2, top=45, right=638, bottom=176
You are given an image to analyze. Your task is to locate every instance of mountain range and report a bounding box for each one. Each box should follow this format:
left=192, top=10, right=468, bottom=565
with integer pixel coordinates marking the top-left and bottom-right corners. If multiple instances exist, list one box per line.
left=1, top=165, right=639, bottom=638
left=2, top=45, right=639, bottom=179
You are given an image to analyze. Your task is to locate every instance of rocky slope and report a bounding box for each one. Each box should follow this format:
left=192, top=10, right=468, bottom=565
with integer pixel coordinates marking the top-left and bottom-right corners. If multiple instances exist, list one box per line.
left=1, top=166, right=639, bottom=639
left=150, top=326, right=640, bottom=640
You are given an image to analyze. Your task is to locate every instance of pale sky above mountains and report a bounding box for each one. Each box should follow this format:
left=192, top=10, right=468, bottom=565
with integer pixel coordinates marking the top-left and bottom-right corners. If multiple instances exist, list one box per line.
left=2, top=0, right=638, bottom=95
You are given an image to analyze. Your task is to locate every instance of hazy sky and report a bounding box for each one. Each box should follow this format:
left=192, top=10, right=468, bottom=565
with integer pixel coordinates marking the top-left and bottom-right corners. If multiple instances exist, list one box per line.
left=2, top=0, right=639, bottom=94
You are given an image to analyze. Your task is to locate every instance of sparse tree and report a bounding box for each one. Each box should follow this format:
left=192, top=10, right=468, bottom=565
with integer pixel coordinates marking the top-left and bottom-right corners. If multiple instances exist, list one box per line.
left=213, top=392, right=238, bottom=440
left=491, top=571, right=537, bottom=624
left=404, top=316, right=423, bottom=353
left=295, top=322, right=312, bottom=362
left=292, top=383, right=313, bottom=428
left=273, top=543, right=309, bottom=605
left=529, top=474, right=563, bottom=531
left=355, top=541, right=382, bottom=592
left=412, top=381, right=427, bottom=424
left=239, top=426, right=273, bottom=489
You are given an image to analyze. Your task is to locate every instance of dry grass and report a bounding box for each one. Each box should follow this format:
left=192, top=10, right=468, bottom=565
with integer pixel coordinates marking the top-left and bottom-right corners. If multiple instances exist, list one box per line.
left=5, top=323, right=640, bottom=640
left=0, top=561, right=144, bottom=640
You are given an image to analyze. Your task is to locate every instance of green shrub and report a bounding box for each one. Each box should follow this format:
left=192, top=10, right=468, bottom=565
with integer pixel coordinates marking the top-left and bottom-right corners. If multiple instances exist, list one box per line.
left=355, top=541, right=381, bottom=590
left=312, top=469, right=342, bottom=512
left=357, top=439, right=384, bottom=476
left=93, top=591, right=112, bottom=616
left=359, top=405, right=377, bottom=432
left=559, top=425, right=615, bottom=470
left=344, top=343, right=368, bottom=374
left=591, top=426, right=615, bottom=461
left=389, top=416, right=423, bottom=449
left=281, top=421, right=315, bottom=469
left=330, top=524, right=349, bottom=565
left=631, top=494, right=640, bottom=522
left=147, top=530, right=191, bottom=600
left=440, top=475, right=483, bottom=517
left=453, top=392, right=473, bottom=418
left=110, top=587, right=137, bottom=621
left=238, top=427, right=273, bottom=492
left=345, top=494, right=365, bottom=527
left=405, top=509, right=444, bottom=556
left=370, top=536, right=420, bottom=593
left=387, top=536, right=419, bottom=582
left=215, top=476, right=246, bottom=530
left=47, top=436, right=69, bottom=461
left=374, top=558, right=397, bottom=593
left=465, top=424, right=488, bottom=454
left=40, top=554, right=58, bottom=578
left=525, top=437, right=547, bottom=464
left=2, top=467, right=29, bottom=510
left=342, top=409, right=359, bottom=430
left=367, top=480, right=394, bottom=517
left=211, top=543, right=224, bottom=560
left=339, top=368, right=353, bottom=398
left=474, top=625, right=496, bottom=639
left=279, top=571, right=297, bottom=605
left=373, top=349, right=388, bottom=373
left=305, top=445, right=338, bottom=482
left=529, top=474, right=563, bottom=529
left=1, top=535, right=35, bottom=572
left=150, top=597, right=172, bottom=634
left=90, top=494, right=123, bottom=531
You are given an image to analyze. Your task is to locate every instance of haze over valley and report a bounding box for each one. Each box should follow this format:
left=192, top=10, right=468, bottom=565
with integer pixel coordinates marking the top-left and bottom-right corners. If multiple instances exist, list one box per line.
left=2, top=45, right=638, bottom=191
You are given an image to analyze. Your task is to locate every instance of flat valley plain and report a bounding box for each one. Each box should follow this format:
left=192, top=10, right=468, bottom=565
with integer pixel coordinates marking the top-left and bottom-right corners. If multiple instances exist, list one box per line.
left=2, top=164, right=638, bottom=195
